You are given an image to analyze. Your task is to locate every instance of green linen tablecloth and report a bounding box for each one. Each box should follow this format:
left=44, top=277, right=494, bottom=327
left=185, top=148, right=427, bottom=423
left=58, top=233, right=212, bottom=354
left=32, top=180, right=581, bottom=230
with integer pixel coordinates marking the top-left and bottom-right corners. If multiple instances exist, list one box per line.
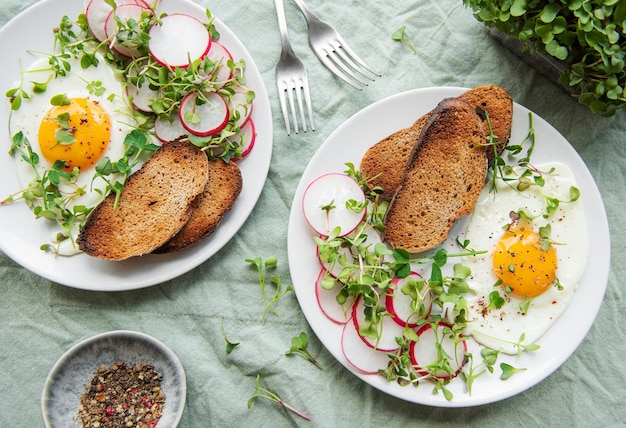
left=1, top=0, right=624, bottom=426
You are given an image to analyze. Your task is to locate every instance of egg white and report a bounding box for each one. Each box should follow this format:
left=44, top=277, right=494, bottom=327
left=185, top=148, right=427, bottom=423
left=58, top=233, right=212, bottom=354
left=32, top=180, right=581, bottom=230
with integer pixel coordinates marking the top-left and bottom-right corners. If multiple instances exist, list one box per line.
left=460, top=162, right=588, bottom=354
left=9, top=54, right=137, bottom=254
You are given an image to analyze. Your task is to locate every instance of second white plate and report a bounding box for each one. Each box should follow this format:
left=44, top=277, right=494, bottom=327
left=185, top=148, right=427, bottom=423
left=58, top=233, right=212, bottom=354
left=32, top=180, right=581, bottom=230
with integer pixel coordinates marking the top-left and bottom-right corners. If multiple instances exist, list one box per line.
left=287, top=87, right=610, bottom=407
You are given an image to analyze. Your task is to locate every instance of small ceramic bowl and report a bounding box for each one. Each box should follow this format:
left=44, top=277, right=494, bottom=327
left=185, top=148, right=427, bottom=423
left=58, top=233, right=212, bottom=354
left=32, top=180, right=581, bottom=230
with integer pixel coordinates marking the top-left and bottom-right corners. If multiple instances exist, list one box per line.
left=41, top=330, right=186, bottom=427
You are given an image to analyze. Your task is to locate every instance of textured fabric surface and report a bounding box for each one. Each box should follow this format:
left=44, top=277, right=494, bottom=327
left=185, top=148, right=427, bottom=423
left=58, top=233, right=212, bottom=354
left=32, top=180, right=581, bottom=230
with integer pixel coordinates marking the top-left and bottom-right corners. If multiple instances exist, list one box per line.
left=1, top=0, right=624, bottom=427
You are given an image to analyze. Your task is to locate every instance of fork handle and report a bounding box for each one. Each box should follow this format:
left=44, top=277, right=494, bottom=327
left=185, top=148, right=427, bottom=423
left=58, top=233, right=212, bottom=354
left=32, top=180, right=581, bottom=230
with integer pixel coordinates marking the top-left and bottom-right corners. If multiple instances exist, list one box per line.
left=291, top=0, right=321, bottom=26
left=274, top=0, right=293, bottom=51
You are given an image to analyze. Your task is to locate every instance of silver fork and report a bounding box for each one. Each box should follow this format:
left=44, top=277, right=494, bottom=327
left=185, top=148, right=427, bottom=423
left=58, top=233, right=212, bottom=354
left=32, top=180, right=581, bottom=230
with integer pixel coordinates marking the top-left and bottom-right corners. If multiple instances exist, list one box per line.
left=274, top=0, right=315, bottom=135
left=292, top=0, right=380, bottom=90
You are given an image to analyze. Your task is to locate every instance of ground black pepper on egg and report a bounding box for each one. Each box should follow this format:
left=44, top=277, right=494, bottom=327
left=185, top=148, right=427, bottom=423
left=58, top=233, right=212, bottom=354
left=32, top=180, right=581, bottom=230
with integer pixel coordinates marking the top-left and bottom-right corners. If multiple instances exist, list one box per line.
left=77, top=360, right=165, bottom=428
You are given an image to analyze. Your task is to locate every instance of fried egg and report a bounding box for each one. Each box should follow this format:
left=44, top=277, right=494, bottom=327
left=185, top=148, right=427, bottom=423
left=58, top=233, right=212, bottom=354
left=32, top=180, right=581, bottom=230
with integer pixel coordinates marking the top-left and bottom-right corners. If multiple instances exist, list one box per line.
left=460, top=162, right=588, bottom=354
left=9, top=54, right=136, bottom=254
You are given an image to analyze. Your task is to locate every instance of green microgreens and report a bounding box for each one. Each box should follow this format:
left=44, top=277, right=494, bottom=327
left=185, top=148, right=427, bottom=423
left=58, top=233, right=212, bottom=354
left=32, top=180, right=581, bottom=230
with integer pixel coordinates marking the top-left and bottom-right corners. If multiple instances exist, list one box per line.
left=3, top=131, right=87, bottom=253
left=245, top=256, right=294, bottom=324
left=463, top=0, right=625, bottom=116
left=487, top=290, right=505, bottom=310
left=485, top=111, right=543, bottom=194
left=92, top=129, right=159, bottom=209
left=17, top=9, right=254, bottom=163
left=286, top=332, right=323, bottom=370
left=221, top=317, right=240, bottom=354
left=391, top=26, right=417, bottom=54
left=314, top=158, right=549, bottom=398
left=500, top=362, right=527, bottom=380
left=247, top=375, right=310, bottom=421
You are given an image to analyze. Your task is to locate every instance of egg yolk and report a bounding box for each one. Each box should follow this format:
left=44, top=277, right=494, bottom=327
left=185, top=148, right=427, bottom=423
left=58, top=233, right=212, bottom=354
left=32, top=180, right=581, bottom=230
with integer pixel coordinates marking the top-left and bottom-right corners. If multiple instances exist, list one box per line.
left=38, top=98, right=111, bottom=171
left=492, top=225, right=557, bottom=298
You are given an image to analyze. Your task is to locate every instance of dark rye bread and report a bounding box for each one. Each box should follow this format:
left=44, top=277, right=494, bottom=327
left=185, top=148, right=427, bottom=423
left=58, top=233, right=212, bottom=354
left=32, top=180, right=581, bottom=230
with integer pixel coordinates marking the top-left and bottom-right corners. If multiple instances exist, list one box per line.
left=155, top=158, right=243, bottom=253
left=77, top=140, right=209, bottom=260
left=360, top=115, right=429, bottom=201
left=383, top=98, right=487, bottom=253
left=360, top=85, right=512, bottom=201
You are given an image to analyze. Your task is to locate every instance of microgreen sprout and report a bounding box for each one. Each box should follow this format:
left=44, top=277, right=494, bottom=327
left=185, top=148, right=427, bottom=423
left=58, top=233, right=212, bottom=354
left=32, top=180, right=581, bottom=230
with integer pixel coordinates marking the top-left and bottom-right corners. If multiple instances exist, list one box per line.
left=245, top=256, right=294, bottom=324
left=500, top=362, right=526, bottom=380
left=286, top=332, right=323, bottom=370
left=247, top=375, right=310, bottom=421
left=221, top=317, right=240, bottom=354
left=392, top=26, right=417, bottom=54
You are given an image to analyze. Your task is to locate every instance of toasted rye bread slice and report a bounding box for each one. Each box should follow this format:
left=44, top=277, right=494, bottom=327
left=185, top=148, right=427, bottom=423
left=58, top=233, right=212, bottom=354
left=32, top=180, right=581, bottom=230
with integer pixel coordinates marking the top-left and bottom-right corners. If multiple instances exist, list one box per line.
left=360, top=115, right=429, bottom=201
left=459, top=84, right=513, bottom=162
left=155, top=158, right=243, bottom=253
left=383, top=98, right=487, bottom=253
left=77, top=140, right=209, bottom=260
left=360, top=85, right=512, bottom=201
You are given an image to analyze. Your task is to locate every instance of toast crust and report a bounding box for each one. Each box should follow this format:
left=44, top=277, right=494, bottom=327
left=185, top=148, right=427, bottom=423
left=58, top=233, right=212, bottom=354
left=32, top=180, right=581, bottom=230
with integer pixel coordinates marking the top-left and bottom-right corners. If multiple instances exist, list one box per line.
left=383, top=98, right=487, bottom=253
left=155, top=159, right=243, bottom=253
left=77, top=140, right=209, bottom=260
left=360, top=85, right=512, bottom=201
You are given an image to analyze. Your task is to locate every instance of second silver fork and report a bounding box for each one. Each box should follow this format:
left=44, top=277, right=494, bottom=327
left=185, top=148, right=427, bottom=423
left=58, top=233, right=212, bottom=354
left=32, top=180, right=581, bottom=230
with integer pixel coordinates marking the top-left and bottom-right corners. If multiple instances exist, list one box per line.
left=274, top=0, right=315, bottom=135
left=292, top=0, right=380, bottom=90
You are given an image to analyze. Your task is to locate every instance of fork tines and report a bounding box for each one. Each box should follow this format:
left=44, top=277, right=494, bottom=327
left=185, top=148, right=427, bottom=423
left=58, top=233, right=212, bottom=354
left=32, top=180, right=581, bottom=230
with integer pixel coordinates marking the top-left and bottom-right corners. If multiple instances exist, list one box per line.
left=277, top=74, right=315, bottom=135
left=317, top=36, right=380, bottom=90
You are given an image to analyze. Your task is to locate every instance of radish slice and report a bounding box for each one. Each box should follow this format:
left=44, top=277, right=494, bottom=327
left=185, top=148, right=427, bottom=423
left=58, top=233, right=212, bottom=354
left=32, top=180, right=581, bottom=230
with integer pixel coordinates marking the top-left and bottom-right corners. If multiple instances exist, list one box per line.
left=386, top=272, right=432, bottom=328
left=148, top=14, right=211, bottom=68
left=125, top=69, right=158, bottom=112
left=86, top=0, right=114, bottom=41
left=316, top=224, right=383, bottom=279
left=206, top=41, right=233, bottom=84
left=235, top=119, right=256, bottom=160
left=315, top=268, right=355, bottom=324
left=154, top=114, right=188, bottom=143
left=341, top=319, right=390, bottom=375
left=229, top=86, right=254, bottom=128
left=409, top=322, right=468, bottom=381
left=352, top=296, right=403, bottom=352
left=179, top=91, right=229, bottom=137
left=104, top=3, right=151, bottom=58
left=87, top=1, right=151, bottom=42
left=302, top=173, right=366, bottom=237
left=316, top=237, right=353, bottom=279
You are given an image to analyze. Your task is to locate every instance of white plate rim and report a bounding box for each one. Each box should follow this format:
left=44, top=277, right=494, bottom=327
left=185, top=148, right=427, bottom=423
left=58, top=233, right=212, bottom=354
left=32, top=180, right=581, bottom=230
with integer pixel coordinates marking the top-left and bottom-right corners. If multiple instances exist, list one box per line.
left=287, top=86, right=610, bottom=407
left=41, top=329, right=186, bottom=427
left=0, top=0, right=272, bottom=291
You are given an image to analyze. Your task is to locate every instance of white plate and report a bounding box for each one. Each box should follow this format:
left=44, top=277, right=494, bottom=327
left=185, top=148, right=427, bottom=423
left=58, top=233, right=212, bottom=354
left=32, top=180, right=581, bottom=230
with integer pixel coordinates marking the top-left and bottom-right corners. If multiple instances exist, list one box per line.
left=41, top=330, right=186, bottom=427
left=287, top=87, right=610, bottom=407
left=0, top=0, right=272, bottom=290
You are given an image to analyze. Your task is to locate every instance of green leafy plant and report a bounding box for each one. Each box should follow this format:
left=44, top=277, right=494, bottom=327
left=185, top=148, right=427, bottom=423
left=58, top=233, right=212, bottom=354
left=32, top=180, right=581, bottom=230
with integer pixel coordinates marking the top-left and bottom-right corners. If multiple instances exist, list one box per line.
left=221, top=318, right=240, bottom=354
left=463, top=0, right=625, bottom=116
left=245, top=256, right=294, bottom=323
left=247, top=375, right=310, bottom=420
left=286, top=332, right=323, bottom=370
left=392, top=26, right=417, bottom=54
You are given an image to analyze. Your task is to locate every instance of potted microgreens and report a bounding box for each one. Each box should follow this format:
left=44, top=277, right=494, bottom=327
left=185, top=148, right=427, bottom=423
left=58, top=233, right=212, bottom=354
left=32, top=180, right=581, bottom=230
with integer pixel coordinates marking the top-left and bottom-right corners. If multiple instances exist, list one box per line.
left=462, top=0, right=625, bottom=116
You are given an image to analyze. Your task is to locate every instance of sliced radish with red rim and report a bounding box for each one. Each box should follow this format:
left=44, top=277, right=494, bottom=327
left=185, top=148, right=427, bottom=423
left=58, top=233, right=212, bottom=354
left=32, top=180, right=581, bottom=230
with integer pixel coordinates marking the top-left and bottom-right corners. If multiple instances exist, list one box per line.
left=206, top=41, right=233, bottom=84
left=386, top=272, right=432, bottom=328
left=154, top=114, right=188, bottom=143
left=229, top=85, right=254, bottom=128
left=341, top=319, right=390, bottom=375
left=179, top=91, right=229, bottom=137
left=302, top=173, right=366, bottom=237
left=409, top=322, right=467, bottom=381
left=125, top=68, right=158, bottom=113
left=104, top=3, right=151, bottom=58
left=315, top=237, right=354, bottom=279
left=231, top=119, right=256, bottom=160
left=315, top=268, right=355, bottom=325
left=148, top=14, right=211, bottom=68
left=352, top=295, right=403, bottom=352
